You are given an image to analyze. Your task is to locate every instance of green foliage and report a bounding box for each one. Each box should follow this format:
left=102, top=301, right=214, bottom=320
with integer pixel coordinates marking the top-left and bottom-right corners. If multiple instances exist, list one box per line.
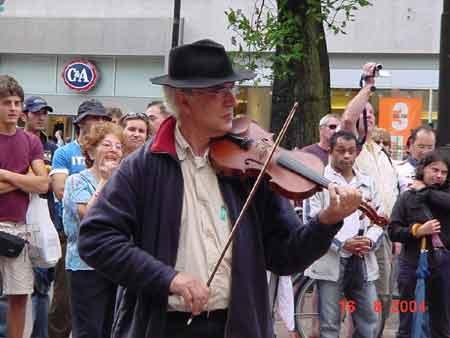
left=225, top=0, right=371, bottom=80
left=322, top=0, right=372, bottom=33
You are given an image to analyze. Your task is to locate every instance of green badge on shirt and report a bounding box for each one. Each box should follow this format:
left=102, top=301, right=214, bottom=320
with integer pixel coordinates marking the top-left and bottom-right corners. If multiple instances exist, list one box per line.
left=220, top=206, right=227, bottom=221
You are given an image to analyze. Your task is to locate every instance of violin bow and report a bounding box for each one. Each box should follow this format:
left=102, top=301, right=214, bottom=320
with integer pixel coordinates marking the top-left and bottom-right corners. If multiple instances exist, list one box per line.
left=187, top=102, right=299, bottom=325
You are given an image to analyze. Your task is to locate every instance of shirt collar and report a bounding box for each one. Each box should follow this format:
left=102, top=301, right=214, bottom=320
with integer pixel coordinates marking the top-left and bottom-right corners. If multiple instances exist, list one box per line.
left=149, top=116, right=177, bottom=157
left=174, top=122, right=209, bottom=167
left=324, top=165, right=351, bottom=183
left=324, top=164, right=370, bottom=188
left=364, top=140, right=383, bottom=154
left=408, top=156, right=419, bottom=167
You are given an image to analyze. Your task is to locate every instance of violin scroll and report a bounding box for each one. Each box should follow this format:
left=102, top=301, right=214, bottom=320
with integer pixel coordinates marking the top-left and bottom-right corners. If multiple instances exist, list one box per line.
left=359, top=201, right=389, bottom=226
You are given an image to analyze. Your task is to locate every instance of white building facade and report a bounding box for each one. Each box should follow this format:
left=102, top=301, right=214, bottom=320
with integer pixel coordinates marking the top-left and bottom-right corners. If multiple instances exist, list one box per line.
left=0, top=0, right=442, bottom=143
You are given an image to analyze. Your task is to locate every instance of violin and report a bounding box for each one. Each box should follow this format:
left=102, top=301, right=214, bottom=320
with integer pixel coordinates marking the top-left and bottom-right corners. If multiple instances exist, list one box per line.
left=210, top=116, right=388, bottom=226
left=188, top=103, right=386, bottom=326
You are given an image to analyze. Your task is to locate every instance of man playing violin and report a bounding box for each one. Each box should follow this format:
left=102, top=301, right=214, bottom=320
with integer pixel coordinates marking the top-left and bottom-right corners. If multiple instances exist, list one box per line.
left=78, top=39, right=363, bottom=338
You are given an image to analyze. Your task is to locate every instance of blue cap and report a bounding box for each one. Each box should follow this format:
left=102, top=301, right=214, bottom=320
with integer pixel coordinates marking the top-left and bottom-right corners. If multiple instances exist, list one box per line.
left=23, top=96, right=53, bottom=113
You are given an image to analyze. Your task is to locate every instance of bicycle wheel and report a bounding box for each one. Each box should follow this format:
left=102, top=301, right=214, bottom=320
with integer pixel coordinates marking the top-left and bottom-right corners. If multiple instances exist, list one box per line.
left=291, top=272, right=305, bottom=293
left=294, top=277, right=320, bottom=338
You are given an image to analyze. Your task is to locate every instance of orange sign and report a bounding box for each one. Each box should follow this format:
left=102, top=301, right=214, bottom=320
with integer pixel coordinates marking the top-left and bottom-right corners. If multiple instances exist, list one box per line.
left=378, top=97, right=423, bottom=159
left=379, top=97, right=423, bottom=137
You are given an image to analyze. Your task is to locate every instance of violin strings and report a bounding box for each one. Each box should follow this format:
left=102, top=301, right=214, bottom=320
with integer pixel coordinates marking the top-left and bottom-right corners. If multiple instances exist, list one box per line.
left=277, top=154, right=330, bottom=188
left=277, top=155, right=387, bottom=226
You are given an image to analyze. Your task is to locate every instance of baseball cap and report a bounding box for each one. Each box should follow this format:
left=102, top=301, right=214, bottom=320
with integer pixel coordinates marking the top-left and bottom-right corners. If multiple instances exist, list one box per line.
left=73, top=99, right=111, bottom=124
left=23, top=96, right=53, bottom=113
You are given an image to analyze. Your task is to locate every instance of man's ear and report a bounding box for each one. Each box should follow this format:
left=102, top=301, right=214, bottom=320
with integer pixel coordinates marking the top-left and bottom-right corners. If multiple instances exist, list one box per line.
left=175, top=90, right=192, bottom=116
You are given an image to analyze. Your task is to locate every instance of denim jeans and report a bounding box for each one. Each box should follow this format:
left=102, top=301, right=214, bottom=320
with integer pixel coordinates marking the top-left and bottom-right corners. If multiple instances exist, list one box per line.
left=317, top=257, right=378, bottom=338
left=397, top=255, right=450, bottom=338
left=31, top=267, right=54, bottom=338
left=0, top=295, right=6, bottom=338
left=31, top=293, right=49, bottom=338
left=374, top=235, right=394, bottom=338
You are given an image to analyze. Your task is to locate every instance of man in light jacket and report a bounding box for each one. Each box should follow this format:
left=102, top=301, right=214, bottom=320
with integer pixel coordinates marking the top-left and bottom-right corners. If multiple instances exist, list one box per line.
left=305, top=131, right=384, bottom=338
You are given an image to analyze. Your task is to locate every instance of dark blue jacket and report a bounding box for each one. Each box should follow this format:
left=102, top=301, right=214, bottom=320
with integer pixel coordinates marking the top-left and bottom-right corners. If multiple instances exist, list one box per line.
left=78, top=117, right=343, bottom=338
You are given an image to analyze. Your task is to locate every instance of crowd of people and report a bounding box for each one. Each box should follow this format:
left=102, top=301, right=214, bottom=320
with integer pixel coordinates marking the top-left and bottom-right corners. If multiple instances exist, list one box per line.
left=0, top=39, right=449, bottom=338
left=298, top=62, right=448, bottom=338
left=0, top=78, right=171, bottom=338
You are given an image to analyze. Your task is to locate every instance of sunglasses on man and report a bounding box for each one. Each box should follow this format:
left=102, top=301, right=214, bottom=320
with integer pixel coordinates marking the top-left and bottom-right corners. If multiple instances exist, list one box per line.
left=320, top=123, right=338, bottom=130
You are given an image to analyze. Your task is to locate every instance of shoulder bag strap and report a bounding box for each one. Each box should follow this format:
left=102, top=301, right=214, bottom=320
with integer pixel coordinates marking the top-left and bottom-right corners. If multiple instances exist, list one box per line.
left=78, top=172, right=97, bottom=195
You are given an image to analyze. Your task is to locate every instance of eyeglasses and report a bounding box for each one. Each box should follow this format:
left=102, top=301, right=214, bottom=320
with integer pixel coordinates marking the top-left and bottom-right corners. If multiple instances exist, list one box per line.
left=187, top=84, right=239, bottom=98
left=121, top=112, right=148, bottom=122
left=415, top=144, right=434, bottom=150
left=100, top=141, right=123, bottom=151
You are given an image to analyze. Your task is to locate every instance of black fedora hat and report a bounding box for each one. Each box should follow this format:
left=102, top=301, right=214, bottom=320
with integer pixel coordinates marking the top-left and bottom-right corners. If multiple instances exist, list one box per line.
left=151, top=39, right=256, bottom=88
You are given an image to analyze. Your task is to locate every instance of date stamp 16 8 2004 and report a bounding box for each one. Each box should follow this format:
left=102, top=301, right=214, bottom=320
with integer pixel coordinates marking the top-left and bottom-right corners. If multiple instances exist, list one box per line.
left=339, top=299, right=426, bottom=314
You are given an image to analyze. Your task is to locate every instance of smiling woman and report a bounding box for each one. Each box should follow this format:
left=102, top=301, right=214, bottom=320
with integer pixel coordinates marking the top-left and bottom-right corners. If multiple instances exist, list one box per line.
left=80, top=122, right=124, bottom=168
left=63, top=121, right=124, bottom=338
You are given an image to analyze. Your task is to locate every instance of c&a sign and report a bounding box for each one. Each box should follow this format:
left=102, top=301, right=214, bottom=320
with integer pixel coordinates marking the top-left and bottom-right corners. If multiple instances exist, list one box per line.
left=62, top=60, right=98, bottom=92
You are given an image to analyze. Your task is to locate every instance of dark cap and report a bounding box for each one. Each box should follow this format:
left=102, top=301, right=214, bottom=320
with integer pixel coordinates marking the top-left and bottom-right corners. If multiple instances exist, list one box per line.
left=23, top=96, right=53, bottom=113
left=73, top=99, right=111, bottom=124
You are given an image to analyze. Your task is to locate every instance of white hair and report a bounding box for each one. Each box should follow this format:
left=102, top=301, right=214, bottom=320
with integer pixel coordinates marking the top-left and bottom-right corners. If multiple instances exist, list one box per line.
left=319, top=113, right=340, bottom=127
left=162, top=86, right=180, bottom=119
